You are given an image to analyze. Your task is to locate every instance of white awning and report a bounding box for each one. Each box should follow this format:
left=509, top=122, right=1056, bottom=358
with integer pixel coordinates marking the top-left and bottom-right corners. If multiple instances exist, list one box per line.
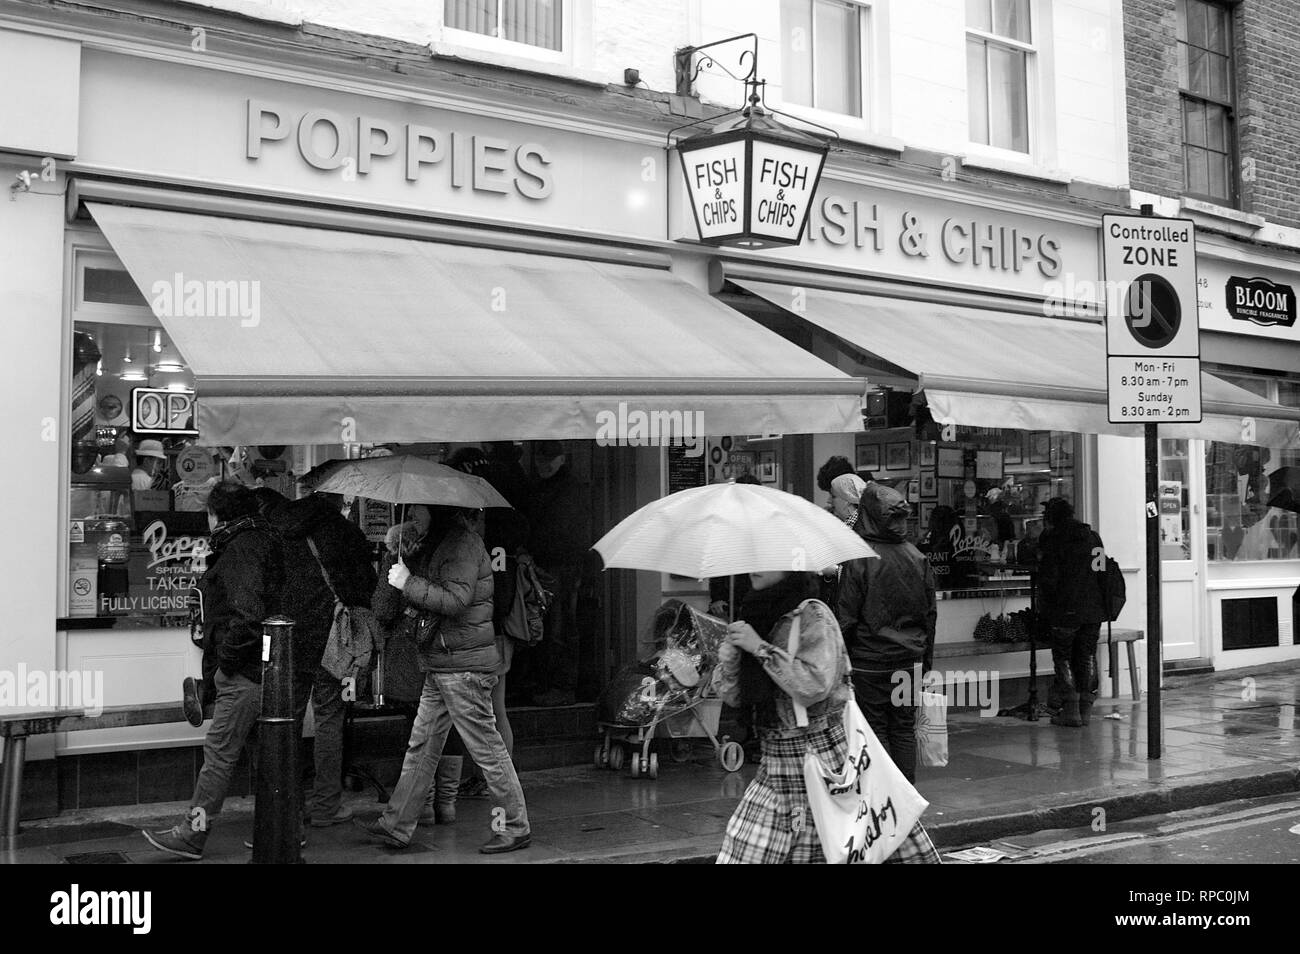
left=734, top=280, right=1300, bottom=446
left=89, top=204, right=865, bottom=445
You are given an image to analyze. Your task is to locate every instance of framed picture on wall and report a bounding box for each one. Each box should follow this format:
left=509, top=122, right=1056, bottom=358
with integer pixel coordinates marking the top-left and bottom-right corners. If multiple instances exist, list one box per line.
left=758, top=450, right=778, bottom=483
left=1029, top=431, right=1051, bottom=463
left=918, top=502, right=934, bottom=527
left=1003, top=432, right=1023, bottom=465
left=936, top=445, right=964, bottom=477
left=856, top=443, right=880, bottom=472
left=920, top=471, right=937, bottom=498
left=906, top=479, right=920, bottom=503
left=886, top=442, right=911, bottom=471
left=919, top=442, right=937, bottom=468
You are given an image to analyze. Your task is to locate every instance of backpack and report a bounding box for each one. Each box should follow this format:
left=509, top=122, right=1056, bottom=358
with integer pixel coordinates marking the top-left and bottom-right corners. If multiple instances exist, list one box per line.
left=504, top=559, right=553, bottom=646
left=1097, top=554, right=1126, bottom=622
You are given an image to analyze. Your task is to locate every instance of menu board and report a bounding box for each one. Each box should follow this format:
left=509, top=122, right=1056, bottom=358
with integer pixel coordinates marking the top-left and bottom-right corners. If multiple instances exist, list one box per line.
left=666, top=443, right=707, bottom=496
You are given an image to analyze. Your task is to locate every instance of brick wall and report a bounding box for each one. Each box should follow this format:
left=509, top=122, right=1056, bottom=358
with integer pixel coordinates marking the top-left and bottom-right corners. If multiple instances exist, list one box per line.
left=1125, top=0, right=1300, bottom=228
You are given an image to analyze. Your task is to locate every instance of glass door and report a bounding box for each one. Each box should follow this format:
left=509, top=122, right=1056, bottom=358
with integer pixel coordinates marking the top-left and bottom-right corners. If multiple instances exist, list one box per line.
left=1159, top=437, right=1207, bottom=662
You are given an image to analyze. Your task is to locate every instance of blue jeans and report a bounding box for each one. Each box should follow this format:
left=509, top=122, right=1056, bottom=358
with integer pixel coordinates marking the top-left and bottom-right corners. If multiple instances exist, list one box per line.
left=191, top=669, right=261, bottom=829
left=382, top=671, right=529, bottom=842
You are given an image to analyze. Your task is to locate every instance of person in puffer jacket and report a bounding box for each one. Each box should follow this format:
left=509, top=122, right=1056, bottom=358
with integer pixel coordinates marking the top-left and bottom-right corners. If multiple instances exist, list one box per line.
left=358, top=504, right=530, bottom=855
left=836, top=479, right=937, bottom=784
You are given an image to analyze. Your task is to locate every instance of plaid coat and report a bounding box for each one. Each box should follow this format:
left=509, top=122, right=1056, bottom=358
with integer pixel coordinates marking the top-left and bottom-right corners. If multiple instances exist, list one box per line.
left=715, top=600, right=940, bottom=865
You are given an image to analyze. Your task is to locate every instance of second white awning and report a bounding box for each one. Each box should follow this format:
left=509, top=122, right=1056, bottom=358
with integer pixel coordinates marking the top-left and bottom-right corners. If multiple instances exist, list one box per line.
left=735, top=280, right=1300, bottom=446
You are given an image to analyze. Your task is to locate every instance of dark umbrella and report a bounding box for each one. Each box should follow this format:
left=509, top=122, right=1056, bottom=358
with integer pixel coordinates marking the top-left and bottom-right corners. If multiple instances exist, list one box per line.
left=1266, top=466, right=1300, bottom=515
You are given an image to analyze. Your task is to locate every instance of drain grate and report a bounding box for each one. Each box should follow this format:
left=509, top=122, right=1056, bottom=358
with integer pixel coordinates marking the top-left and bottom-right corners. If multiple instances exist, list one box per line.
left=64, top=850, right=132, bottom=864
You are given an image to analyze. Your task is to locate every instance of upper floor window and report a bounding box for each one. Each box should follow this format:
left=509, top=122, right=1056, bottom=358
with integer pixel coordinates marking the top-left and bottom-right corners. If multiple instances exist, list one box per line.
left=780, top=0, right=866, bottom=119
left=966, top=0, right=1032, bottom=153
left=1177, top=0, right=1236, bottom=205
left=444, top=0, right=564, bottom=52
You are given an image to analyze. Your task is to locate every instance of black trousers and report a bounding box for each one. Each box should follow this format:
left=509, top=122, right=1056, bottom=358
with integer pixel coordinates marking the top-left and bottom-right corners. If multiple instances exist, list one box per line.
left=852, top=666, right=918, bottom=784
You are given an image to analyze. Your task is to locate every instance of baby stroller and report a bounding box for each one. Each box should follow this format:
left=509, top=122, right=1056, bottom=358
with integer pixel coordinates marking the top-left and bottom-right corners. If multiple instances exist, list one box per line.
left=595, top=600, right=745, bottom=779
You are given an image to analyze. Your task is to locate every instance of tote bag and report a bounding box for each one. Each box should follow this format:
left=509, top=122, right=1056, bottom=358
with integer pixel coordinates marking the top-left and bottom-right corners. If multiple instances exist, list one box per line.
left=803, top=698, right=930, bottom=864
left=916, top=690, right=949, bottom=768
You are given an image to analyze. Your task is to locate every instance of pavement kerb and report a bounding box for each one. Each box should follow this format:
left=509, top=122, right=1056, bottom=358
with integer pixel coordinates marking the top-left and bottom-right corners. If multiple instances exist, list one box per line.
left=595, top=764, right=1300, bottom=864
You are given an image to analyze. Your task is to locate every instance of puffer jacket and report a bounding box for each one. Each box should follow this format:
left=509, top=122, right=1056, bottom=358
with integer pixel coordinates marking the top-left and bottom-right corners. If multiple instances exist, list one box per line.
left=836, top=482, right=937, bottom=672
left=1037, top=519, right=1107, bottom=628
left=373, top=525, right=498, bottom=673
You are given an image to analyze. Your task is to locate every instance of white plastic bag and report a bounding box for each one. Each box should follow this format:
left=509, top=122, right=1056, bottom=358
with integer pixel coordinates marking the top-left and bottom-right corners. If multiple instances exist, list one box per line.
left=916, top=690, right=949, bottom=768
left=803, top=699, right=929, bottom=864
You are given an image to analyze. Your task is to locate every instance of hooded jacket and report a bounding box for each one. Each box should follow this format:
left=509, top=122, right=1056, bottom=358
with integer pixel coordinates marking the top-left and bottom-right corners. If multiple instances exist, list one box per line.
left=1037, top=518, right=1107, bottom=628
left=835, top=483, right=937, bottom=671
left=266, top=494, right=377, bottom=678
left=196, top=516, right=284, bottom=684
left=373, top=524, right=498, bottom=673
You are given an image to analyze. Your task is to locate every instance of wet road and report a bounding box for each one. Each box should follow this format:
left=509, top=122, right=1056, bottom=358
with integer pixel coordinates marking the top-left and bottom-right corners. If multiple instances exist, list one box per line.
left=992, top=793, right=1300, bottom=864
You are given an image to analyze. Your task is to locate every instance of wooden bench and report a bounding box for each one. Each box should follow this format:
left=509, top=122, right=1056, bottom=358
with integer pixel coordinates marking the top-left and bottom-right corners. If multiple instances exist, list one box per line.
left=933, top=627, right=1144, bottom=700
left=0, top=702, right=186, bottom=845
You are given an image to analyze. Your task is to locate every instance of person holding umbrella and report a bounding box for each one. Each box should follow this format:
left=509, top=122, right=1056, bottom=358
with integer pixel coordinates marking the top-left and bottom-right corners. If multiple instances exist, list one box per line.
left=594, top=480, right=939, bottom=864
left=357, top=503, right=530, bottom=854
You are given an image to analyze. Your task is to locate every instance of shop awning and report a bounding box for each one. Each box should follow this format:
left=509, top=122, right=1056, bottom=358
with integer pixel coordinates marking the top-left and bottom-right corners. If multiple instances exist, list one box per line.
left=734, top=280, right=1300, bottom=446
left=88, top=204, right=865, bottom=445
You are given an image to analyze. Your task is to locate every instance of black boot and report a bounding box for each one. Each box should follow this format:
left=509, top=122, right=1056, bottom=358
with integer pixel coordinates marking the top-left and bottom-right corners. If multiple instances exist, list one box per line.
left=1049, top=644, right=1083, bottom=727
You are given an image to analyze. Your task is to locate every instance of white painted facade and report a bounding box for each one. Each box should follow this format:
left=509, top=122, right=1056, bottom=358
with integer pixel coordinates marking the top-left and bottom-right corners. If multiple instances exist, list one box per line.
left=165, top=0, right=1129, bottom=188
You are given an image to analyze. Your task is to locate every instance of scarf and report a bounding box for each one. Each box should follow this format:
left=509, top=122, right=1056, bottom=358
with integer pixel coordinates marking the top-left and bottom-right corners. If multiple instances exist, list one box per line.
left=209, top=515, right=274, bottom=554
left=735, top=572, right=819, bottom=711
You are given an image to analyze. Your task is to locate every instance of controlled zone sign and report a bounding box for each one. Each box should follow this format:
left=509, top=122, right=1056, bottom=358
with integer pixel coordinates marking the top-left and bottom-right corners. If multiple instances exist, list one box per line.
left=1103, top=214, right=1202, bottom=424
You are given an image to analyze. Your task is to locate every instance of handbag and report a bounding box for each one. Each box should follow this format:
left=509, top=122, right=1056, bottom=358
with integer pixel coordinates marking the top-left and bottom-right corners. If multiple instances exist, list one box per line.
left=783, top=603, right=930, bottom=863
left=307, top=537, right=377, bottom=683
left=503, top=558, right=552, bottom=646
left=916, top=690, right=949, bottom=768
left=803, top=698, right=931, bottom=864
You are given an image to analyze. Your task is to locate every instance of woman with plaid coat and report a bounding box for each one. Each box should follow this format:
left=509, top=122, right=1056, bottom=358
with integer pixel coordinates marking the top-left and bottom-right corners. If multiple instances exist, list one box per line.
left=715, top=569, right=940, bottom=864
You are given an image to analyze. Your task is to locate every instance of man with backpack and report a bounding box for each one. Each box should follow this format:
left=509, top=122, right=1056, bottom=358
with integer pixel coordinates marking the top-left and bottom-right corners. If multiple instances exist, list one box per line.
left=1037, top=497, right=1114, bottom=728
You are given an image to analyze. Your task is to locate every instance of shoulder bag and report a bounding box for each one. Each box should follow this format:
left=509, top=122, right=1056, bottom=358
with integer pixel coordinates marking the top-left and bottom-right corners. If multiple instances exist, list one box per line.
left=307, top=537, right=378, bottom=683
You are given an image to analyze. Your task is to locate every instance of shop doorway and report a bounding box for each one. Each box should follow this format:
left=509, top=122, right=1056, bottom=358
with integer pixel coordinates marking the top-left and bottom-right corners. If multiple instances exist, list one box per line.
left=1159, top=438, right=1208, bottom=665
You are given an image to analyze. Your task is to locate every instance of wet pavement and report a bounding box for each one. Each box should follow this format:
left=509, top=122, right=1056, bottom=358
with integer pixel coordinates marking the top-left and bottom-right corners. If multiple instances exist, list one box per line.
left=5, top=664, right=1299, bottom=864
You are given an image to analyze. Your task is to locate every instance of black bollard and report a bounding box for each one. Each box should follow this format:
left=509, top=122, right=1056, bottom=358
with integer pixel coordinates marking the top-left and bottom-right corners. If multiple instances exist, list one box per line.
left=252, top=616, right=302, bottom=864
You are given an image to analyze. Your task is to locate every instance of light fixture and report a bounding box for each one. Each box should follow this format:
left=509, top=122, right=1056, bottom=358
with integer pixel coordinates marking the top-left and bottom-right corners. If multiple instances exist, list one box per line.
left=120, top=369, right=147, bottom=382
left=670, top=33, right=834, bottom=249
left=123, top=347, right=132, bottom=364
left=153, top=362, right=185, bottom=374
left=153, top=330, right=162, bottom=353
left=96, top=359, right=103, bottom=377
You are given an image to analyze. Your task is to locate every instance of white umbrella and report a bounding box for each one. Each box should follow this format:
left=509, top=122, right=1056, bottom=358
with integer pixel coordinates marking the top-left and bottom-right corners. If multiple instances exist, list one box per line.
left=593, top=481, right=876, bottom=580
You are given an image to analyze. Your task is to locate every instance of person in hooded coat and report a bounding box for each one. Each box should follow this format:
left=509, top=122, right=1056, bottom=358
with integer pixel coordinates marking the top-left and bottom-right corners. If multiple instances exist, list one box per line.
left=836, top=480, right=937, bottom=784
left=1037, top=497, right=1107, bottom=727
left=256, top=488, right=377, bottom=825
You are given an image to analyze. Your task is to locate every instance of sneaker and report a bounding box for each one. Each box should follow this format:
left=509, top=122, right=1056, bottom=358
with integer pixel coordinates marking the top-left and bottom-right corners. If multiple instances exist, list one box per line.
left=353, top=816, right=409, bottom=849
left=142, top=825, right=204, bottom=860
left=182, top=677, right=205, bottom=727
left=309, top=805, right=354, bottom=828
left=457, top=776, right=490, bottom=799
left=479, top=832, right=531, bottom=855
left=243, top=835, right=308, bottom=849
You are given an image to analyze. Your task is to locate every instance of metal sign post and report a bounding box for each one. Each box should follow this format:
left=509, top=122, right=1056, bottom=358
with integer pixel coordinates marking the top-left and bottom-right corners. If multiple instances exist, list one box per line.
left=1103, top=210, right=1201, bottom=761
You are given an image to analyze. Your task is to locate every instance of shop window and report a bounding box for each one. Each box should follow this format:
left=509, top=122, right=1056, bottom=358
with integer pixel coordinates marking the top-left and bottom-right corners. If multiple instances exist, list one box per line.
left=1177, top=0, right=1237, bottom=206
left=857, top=425, right=1081, bottom=598
left=82, top=267, right=149, bottom=308
left=966, top=0, right=1032, bottom=154
left=444, top=0, right=564, bottom=52
left=67, top=320, right=210, bottom=620
left=780, top=0, right=866, bottom=119
left=1221, top=597, right=1279, bottom=651
left=1204, top=372, right=1300, bottom=563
